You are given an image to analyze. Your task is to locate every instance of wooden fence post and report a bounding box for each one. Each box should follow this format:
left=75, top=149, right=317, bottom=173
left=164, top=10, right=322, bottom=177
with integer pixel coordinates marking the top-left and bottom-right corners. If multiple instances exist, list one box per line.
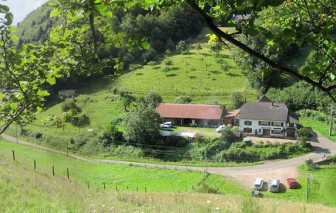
left=34, top=160, right=36, bottom=170
left=67, top=168, right=70, bottom=180
left=103, top=182, right=106, bottom=189
left=12, top=150, right=15, bottom=162
left=52, top=166, right=55, bottom=176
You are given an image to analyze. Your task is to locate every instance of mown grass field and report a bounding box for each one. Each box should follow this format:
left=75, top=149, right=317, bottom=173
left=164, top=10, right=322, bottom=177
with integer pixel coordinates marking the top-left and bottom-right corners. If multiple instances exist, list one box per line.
left=0, top=140, right=245, bottom=194
left=1, top=140, right=336, bottom=211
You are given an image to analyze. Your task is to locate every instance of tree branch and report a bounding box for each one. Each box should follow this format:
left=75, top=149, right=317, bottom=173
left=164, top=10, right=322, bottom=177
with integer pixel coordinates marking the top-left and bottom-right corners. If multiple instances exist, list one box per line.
left=185, top=0, right=335, bottom=102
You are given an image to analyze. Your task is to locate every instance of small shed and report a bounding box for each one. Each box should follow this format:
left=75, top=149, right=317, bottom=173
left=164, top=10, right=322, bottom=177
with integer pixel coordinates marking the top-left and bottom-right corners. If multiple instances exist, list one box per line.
left=58, top=89, right=76, bottom=98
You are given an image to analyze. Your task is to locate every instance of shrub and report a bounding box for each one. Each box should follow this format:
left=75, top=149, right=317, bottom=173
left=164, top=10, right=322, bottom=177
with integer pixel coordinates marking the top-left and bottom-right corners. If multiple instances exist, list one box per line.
left=62, top=100, right=81, bottom=114
left=231, top=92, right=245, bottom=109
left=35, top=132, right=43, bottom=139
left=108, top=145, right=144, bottom=158
left=176, top=40, right=189, bottom=54
left=174, top=96, right=192, bottom=104
left=220, top=128, right=239, bottom=144
left=164, top=59, right=173, bottom=66
left=141, top=48, right=157, bottom=63
left=296, top=127, right=312, bottom=142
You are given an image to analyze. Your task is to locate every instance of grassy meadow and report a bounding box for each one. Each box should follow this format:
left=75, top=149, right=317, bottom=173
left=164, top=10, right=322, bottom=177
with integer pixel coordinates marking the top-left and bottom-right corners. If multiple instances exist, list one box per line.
left=0, top=140, right=246, bottom=194
left=116, top=30, right=256, bottom=103
left=1, top=140, right=336, bottom=211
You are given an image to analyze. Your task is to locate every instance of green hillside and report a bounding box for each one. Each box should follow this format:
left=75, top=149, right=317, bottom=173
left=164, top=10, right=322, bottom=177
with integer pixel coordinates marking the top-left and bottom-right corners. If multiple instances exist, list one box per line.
left=116, top=38, right=255, bottom=103
left=16, top=2, right=59, bottom=47
left=5, top=27, right=256, bottom=157
left=0, top=140, right=245, bottom=194
left=1, top=140, right=336, bottom=211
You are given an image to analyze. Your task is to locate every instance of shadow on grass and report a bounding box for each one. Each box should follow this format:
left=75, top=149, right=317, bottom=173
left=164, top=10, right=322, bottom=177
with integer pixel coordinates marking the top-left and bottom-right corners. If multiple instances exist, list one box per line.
left=171, top=67, right=180, bottom=71
left=189, top=76, right=197, bottom=79
left=152, top=66, right=161, bottom=70
left=210, top=70, right=221, bottom=74
left=166, top=73, right=177, bottom=77
left=135, top=73, right=143, bottom=76
left=226, top=72, right=241, bottom=77
left=295, top=182, right=302, bottom=189
left=182, top=52, right=195, bottom=56
left=278, top=183, right=287, bottom=193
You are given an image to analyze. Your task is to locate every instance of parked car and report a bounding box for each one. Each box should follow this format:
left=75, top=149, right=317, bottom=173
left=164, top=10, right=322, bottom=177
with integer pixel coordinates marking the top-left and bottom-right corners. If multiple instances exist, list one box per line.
left=253, top=178, right=264, bottom=191
left=160, top=124, right=170, bottom=129
left=216, top=125, right=226, bottom=132
left=163, top=121, right=173, bottom=127
left=269, top=179, right=280, bottom=192
left=287, top=178, right=297, bottom=189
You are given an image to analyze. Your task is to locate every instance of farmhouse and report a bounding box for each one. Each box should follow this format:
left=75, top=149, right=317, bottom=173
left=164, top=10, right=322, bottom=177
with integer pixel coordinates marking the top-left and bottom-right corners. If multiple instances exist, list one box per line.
left=156, top=103, right=226, bottom=127
left=239, top=96, right=299, bottom=138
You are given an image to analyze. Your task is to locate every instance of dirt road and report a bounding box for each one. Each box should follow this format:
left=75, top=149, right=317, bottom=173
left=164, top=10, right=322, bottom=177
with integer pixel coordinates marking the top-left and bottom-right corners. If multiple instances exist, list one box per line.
left=2, top=133, right=336, bottom=189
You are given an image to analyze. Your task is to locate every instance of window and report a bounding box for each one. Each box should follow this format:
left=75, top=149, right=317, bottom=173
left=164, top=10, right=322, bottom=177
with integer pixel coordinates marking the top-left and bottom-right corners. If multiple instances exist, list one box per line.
left=271, top=130, right=282, bottom=134
left=244, top=128, right=252, bottom=133
left=259, top=121, right=270, bottom=126
left=289, top=123, right=294, bottom=127
left=244, top=121, right=252, bottom=125
left=272, top=122, right=283, bottom=127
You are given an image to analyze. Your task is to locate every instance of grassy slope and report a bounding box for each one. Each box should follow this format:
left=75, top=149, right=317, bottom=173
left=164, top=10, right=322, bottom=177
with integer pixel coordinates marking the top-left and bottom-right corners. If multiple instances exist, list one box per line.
left=116, top=28, right=255, bottom=104
left=1, top=140, right=336, bottom=211
left=5, top=27, right=256, bottom=157
left=0, top=140, right=245, bottom=194
left=300, top=117, right=336, bottom=142
left=308, top=165, right=336, bottom=206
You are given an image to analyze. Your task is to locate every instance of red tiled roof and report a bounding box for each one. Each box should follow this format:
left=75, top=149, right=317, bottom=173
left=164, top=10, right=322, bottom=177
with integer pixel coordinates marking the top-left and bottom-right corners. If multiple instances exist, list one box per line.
left=224, top=109, right=241, bottom=118
left=156, top=103, right=225, bottom=120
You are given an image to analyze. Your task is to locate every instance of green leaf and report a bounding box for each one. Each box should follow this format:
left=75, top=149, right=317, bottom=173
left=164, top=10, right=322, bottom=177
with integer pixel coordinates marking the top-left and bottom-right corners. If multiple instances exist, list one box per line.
left=10, top=103, right=18, bottom=110
left=4, top=12, right=13, bottom=26
left=11, top=35, right=18, bottom=42
left=141, top=40, right=150, bottom=50
left=50, top=8, right=60, bottom=18
left=0, top=93, right=4, bottom=100
left=37, top=89, right=50, bottom=97
left=46, top=75, right=56, bottom=85
left=267, top=40, right=275, bottom=46
left=0, top=4, right=9, bottom=13
left=330, top=73, right=335, bottom=81
left=94, top=3, right=112, bottom=18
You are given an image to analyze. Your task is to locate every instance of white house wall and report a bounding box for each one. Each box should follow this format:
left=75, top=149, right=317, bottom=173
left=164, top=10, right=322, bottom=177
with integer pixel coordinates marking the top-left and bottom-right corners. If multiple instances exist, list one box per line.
left=239, top=119, right=289, bottom=137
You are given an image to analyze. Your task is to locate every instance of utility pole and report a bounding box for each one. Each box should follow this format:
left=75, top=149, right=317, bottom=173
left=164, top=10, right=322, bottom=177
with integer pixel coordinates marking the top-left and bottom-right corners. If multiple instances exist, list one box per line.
left=330, top=103, right=334, bottom=136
